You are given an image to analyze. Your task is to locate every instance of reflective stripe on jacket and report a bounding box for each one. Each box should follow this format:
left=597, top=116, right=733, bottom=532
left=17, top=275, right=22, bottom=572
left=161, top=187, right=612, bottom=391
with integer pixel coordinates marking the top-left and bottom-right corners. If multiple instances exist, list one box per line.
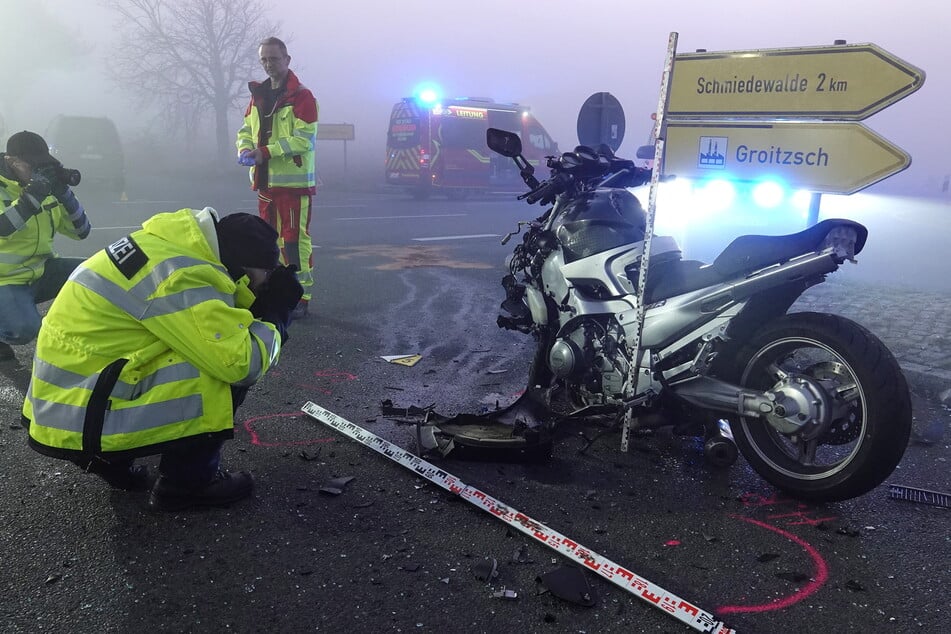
left=236, top=69, right=318, bottom=193
left=0, top=169, right=89, bottom=285
left=24, top=208, right=281, bottom=459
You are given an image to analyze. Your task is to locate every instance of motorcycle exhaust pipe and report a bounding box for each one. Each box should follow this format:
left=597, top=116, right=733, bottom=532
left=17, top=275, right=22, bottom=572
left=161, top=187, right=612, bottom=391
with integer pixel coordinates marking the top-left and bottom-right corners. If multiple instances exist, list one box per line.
left=704, top=419, right=738, bottom=467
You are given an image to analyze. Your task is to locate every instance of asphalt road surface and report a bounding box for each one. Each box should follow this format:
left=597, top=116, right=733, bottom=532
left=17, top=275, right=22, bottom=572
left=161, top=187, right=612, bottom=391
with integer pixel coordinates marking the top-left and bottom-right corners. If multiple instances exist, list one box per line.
left=1, top=185, right=948, bottom=633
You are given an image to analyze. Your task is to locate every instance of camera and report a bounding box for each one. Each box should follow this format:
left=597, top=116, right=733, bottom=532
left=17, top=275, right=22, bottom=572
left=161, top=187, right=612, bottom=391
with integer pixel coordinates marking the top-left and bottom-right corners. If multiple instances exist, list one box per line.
left=58, top=166, right=82, bottom=187
left=35, top=163, right=82, bottom=188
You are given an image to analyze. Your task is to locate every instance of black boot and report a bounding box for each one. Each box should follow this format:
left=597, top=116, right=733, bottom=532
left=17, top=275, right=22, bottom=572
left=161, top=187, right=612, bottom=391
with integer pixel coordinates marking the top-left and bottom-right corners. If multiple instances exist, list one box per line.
left=74, top=457, right=151, bottom=491
left=98, top=464, right=152, bottom=491
left=0, top=341, right=15, bottom=362
left=148, top=470, right=254, bottom=511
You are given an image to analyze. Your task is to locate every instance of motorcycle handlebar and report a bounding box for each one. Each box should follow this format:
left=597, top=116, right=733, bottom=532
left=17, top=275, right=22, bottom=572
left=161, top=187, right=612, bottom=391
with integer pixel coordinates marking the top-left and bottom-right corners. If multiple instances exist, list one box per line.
left=600, top=167, right=652, bottom=189
left=524, top=172, right=569, bottom=205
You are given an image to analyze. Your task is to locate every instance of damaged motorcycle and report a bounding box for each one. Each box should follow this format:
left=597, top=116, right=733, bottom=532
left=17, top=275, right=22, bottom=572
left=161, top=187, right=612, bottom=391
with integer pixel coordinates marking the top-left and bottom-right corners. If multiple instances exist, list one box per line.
left=473, top=126, right=912, bottom=503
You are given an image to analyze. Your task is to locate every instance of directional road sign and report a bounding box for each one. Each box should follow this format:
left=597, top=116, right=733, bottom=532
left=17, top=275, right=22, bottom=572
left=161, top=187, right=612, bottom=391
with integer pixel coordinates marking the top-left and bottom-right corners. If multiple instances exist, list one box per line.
left=663, top=120, right=911, bottom=194
left=317, top=123, right=355, bottom=141
left=668, top=43, right=925, bottom=120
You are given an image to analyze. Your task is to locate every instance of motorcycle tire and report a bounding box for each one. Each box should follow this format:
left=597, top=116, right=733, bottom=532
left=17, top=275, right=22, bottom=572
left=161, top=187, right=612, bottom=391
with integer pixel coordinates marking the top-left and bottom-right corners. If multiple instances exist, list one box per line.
left=727, top=311, right=912, bottom=503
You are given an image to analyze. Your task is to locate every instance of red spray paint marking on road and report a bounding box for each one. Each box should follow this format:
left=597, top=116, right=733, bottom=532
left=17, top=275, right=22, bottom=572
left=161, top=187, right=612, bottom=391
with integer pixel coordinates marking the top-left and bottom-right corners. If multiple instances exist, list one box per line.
left=242, top=412, right=335, bottom=447
left=292, top=368, right=358, bottom=395
left=717, top=514, right=830, bottom=615
left=244, top=369, right=356, bottom=445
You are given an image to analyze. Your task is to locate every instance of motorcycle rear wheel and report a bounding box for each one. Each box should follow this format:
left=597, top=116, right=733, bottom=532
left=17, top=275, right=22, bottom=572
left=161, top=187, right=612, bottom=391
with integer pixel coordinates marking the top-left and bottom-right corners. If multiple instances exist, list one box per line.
left=728, top=312, right=912, bottom=502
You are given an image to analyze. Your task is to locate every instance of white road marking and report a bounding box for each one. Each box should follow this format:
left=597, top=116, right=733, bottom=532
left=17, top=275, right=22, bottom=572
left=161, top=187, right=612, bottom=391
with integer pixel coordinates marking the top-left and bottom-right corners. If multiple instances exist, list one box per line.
left=412, top=234, right=500, bottom=242
left=335, top=213, right=466, bottom=221
left=114, top=200, right=182, bottom=204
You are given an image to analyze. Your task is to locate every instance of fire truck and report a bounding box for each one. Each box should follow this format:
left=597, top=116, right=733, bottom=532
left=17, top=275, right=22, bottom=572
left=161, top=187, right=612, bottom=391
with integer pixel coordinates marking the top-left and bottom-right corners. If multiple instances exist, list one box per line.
left=385, top=93, right=558, bottom=199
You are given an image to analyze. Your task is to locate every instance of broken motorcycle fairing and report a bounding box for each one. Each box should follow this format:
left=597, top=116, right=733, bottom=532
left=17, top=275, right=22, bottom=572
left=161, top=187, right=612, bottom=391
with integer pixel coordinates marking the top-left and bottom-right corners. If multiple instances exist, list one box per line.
left=380, top=388, right=555, bottom=462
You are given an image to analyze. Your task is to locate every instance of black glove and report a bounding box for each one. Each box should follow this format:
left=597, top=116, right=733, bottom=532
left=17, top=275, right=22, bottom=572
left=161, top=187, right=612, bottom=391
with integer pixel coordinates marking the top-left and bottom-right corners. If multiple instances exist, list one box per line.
left=249, top=265, right=305, bottom=344
left=23, top=173, right=52, bottom=201
left=34, top=164, right=68, bottom=198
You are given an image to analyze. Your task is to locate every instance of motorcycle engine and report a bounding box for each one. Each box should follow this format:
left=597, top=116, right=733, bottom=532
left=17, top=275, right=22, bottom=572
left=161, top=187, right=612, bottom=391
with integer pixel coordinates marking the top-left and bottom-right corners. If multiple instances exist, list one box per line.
left=547, top=318, right=630, bottom=402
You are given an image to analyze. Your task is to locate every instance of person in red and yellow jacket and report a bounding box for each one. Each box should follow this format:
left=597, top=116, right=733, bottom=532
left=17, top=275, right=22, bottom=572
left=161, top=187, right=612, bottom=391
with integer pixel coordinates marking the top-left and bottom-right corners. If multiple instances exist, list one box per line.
left=236, top=36, right=317, bottom=320
left=24, top=209, right=303, bottom=511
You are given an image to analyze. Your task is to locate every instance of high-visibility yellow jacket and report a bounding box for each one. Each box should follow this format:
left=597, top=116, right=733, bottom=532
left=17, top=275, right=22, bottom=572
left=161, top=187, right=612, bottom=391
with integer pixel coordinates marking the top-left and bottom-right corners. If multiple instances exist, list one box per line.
left=236, top=69, right=318, bottom=193
left=24, top=208, right=282, bottom=460
left=0, top=168, right=90, bottom=285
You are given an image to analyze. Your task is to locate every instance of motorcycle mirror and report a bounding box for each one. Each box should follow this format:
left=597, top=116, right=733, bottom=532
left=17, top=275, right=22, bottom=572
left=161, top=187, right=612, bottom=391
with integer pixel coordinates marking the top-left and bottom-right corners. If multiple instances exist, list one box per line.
left=486, top=127, right=522, bottom=158
left=636, top=144, right=655, bottom=159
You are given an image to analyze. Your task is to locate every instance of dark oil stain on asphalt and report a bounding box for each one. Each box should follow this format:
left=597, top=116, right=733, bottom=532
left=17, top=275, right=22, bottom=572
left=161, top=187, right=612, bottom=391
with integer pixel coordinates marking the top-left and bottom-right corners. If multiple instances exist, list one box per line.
left=333, top=244, right=493, bottom=270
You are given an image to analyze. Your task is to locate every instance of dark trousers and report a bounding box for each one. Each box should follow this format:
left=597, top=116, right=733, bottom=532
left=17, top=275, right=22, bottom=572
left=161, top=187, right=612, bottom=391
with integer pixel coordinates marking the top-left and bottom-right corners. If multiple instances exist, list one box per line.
left=72, top=385, right=250, bottom=487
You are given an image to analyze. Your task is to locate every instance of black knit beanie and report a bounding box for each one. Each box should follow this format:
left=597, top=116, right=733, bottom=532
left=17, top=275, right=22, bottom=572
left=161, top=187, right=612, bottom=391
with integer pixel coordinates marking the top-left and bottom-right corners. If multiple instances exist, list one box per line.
left=215, top=213, right=280, bottom=280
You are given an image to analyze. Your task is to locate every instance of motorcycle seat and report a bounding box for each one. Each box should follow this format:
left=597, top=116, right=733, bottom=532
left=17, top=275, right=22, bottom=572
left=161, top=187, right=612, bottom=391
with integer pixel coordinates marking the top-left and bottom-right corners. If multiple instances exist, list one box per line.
left=641, top=259, right=725, bottom=304
left=712, top=218, right=867, bottom=279
left=638, top=219, right=868, bottom=304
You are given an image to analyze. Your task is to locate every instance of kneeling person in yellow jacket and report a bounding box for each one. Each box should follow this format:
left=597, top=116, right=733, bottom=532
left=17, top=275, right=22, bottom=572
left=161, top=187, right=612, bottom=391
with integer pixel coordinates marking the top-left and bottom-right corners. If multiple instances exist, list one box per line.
left=23, top=208, right=302, bottom=511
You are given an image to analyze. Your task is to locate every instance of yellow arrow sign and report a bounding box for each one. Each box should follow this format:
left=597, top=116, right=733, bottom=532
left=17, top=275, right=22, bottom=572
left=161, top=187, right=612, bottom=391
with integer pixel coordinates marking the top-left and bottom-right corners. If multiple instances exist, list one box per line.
left=663, top=120, right=910, bottom=194
left=669, top=43, right=924, bottom=120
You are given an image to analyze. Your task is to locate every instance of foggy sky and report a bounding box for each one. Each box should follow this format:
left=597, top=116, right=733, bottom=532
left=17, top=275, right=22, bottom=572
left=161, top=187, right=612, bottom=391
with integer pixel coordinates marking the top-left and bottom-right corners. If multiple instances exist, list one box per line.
left=1, top=0, right=949, bottom=193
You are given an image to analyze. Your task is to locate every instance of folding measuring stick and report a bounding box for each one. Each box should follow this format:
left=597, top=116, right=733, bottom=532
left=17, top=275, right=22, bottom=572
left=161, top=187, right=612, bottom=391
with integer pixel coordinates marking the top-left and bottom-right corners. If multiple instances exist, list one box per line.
left=301, top=401, right=736, bottom=634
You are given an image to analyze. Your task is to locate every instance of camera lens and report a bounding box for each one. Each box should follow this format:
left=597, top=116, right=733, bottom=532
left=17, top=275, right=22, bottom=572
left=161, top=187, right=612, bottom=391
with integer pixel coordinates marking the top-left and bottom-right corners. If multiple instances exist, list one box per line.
left=62, top=168, right=81, bottom=187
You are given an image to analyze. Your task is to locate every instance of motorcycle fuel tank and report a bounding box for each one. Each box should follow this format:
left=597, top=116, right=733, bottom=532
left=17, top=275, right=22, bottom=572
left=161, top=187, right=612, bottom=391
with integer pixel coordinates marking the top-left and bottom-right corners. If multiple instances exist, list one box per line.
left=554, top=188, right=647, bottom=262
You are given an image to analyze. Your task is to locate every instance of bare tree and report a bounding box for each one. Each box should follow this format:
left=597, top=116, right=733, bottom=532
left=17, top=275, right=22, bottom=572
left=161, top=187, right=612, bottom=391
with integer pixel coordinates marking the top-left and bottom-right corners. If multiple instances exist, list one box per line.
left=105, top=0, right=278, bottom=165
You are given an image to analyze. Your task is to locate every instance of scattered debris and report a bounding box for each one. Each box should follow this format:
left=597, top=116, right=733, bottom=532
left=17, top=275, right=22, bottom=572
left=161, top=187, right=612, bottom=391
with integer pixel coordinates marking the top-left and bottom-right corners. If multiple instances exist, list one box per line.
left=486, top=369, right=507, bottom=375
left=351, top=501, right=374, bottom=509
left=381, top=354, right=422, bottom=367
left=756, top=553, right=781, bottom=563
left=473, top=557, right=499, bottom=582
left=380, top=400, right=434, bottom=418
left=835, top=527, right=862, bottom=537
left=775, top=571, right=810, bottom=583
left=492, top=587, right=518, bottom=600
left=536, top=566, right=597, bottom=607
left=440, top=577, right=450, bottom=584
left=400, top=563, right=421, bottom=572
left=543, top=613, right=557, bottom=624
left=377, top=391, right=554, bottom=462
left=845, top=579, right=866, bottom=592
left=302, top=401, right=733, bottom=633
left=510, top=544, right=534, bottom=565
left=319, top=476, right=355, bottom=496
left=298, top=448, right=321, bottom=461
left=44, top=574, right=61, bottom=585
left=888, top=484, right=951, bottom=509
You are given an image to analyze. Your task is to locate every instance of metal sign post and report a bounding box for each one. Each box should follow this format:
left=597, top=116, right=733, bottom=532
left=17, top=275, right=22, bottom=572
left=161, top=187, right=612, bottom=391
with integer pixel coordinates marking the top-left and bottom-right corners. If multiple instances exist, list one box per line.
left=317, top=123, right=356, bottom=176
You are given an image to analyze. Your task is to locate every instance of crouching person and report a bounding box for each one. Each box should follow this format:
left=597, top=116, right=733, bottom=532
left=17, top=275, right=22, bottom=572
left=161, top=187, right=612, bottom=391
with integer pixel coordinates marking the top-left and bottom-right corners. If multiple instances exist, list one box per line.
left=22, top=208, right=303, bottom=511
